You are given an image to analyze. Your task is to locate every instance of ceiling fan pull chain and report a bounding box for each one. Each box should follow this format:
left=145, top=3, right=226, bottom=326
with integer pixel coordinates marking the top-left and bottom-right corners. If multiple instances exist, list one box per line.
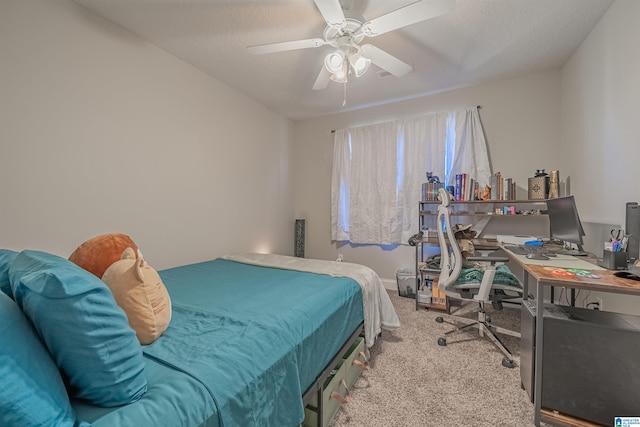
left=342, top=82, right=347, bottom=108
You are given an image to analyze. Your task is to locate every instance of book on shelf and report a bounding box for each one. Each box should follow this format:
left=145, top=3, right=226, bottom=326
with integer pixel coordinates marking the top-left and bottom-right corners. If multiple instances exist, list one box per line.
left=486, top=171, right=517, bottom=201
left=505, top=178, right=512, bottom=200
left=490, top=174, right=498, bottom=200
left=471, top=177, right=480, bottom=201
left=422, top=181, right=443, bottom=201
left=462, top=173, right=469, bottom=201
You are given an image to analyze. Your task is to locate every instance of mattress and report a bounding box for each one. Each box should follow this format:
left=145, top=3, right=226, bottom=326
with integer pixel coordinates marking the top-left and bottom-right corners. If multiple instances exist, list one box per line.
left=73, top=258, right=364, bottom=427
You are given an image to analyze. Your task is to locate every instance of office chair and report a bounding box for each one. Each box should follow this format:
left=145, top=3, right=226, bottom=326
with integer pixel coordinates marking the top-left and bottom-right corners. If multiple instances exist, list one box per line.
left=434, top=188, right=523, bottom=368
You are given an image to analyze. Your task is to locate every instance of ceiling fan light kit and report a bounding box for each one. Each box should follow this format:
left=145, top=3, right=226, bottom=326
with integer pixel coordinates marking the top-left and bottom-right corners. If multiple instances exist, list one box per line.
left=349, top=51, right=371, bottom=77
left=247, top=0, right=455, bottom=91
left=324, top=43, right=370, bottom=82
left=324, top=49, right=346, bottom=74
left=330, top=63, right=349, bottom=83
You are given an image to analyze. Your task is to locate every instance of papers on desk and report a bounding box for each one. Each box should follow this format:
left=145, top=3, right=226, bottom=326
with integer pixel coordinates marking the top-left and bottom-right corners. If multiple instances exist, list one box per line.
left=514, top=253, right=605, bottom=271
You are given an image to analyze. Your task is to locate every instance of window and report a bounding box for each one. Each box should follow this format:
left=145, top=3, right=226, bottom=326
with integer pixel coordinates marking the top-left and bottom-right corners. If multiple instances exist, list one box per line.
left=331, top=107, right=490, bottom=245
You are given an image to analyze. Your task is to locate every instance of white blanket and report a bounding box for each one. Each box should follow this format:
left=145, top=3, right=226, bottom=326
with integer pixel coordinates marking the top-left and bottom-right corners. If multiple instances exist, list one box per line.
left=221, top=253, right=400, bottom=347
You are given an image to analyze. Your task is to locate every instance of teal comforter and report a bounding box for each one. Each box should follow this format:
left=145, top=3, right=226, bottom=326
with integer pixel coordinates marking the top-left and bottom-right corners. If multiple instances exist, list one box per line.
left=73, top=258, right=364, bottom=427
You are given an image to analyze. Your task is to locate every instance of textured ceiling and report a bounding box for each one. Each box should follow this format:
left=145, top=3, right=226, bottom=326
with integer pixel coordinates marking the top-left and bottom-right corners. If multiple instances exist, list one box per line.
left=72, top=0, right=614, bottom=120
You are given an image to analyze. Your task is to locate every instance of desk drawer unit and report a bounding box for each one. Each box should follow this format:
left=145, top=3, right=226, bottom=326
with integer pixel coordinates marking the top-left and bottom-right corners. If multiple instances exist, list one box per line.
left=521, top=301, right=640, bottom=425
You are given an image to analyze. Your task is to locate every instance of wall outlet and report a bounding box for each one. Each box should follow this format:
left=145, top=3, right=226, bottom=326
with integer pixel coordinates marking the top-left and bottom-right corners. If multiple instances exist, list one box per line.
left=336, top=253, right=343, bottom=262
left=595, top=297, right=603, bottom=310
left=588, top=297, right=603, bottom=310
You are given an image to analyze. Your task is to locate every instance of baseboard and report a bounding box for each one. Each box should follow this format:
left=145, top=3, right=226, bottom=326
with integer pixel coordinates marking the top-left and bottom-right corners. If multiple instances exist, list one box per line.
left=381, top=278, right=396, bottom=291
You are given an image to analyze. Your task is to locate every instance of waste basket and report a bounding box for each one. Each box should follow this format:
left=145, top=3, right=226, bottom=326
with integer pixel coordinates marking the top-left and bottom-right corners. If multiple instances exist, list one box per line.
left=395, top=266, right=418, bottom=298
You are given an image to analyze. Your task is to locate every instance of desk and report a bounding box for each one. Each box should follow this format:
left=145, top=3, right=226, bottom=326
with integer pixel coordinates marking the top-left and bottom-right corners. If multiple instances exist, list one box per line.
left=502, top=247, right=640, bottom=426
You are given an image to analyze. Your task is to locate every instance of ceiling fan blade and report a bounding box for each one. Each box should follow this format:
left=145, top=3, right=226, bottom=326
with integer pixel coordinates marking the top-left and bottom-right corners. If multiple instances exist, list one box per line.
left=247, top=38, right=326, bottom=55
left=361, top=0, right=455, bottom=37
left=312, top=66, right=331, bottom=90
left=313, top=0, right=347, bottom=29
left=361, top=44, right=413, bottom=77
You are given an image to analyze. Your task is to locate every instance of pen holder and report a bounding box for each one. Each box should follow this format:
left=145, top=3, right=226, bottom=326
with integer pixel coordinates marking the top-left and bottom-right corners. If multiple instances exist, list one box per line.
left=602, top=250, right=627, bottom=270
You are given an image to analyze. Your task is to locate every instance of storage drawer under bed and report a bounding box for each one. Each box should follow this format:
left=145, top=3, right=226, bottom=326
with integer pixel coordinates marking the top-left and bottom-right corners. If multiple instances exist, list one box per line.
left=303, top=337, right=367, bottom=427
left=343, top=337, right=366, bottom=389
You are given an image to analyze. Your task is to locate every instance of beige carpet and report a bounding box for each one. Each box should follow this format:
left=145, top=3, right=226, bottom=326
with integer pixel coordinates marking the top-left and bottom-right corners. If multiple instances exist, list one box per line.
left=331, top=290, right=537, bottom=427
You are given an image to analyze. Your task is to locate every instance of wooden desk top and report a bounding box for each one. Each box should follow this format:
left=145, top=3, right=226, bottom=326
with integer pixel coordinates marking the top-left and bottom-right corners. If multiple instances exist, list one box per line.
left=520, top=263, right=640, bottom=295
left=501, top=246, right=640, bottom=296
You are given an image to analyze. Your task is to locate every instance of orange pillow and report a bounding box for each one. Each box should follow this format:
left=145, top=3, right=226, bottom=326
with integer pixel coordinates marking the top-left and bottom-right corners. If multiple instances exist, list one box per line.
left=102, top=248, right=172, bottom=345
left=69, top=233, right=138, bottom=278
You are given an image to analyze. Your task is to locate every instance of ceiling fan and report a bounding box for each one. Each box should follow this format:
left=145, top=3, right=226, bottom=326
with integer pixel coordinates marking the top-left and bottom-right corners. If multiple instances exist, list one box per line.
left=247, top=0, right=455, bottom=90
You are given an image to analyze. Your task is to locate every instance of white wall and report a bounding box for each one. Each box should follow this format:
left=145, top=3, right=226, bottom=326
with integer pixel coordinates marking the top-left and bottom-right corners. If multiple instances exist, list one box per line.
left=561, top=0, right=640, bottom=223
left=293, top=70, right=562, bottom=282
left=0, top=0, right=295, bottom=270
left=561, top=0, right=640, bottom=314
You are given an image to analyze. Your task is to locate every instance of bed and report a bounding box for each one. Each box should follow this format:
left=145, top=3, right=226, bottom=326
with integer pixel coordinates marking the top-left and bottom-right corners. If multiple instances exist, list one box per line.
left=1, top=249, right=399, bottom=427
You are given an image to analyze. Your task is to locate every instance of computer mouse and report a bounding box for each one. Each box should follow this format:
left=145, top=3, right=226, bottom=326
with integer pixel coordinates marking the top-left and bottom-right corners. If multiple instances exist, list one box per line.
left=526, top=252, right=549, bottom=260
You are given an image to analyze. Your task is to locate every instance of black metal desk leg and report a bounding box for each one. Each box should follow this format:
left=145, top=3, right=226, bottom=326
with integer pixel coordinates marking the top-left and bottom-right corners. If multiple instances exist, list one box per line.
left=534, top=276, right=543, bottom=427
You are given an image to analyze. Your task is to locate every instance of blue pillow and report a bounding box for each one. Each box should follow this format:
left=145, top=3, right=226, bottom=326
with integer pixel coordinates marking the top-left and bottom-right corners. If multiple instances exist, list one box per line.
left=0, top=292, right=87, bottom=427
left=9, top=250, right=147, bottom=407
left=0, top=249, right=18, bottom=297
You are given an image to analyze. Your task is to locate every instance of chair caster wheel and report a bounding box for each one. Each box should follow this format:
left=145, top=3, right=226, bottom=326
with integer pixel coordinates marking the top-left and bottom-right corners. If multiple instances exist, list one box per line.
left=438, top=338, right=447, bottom=346
left=502, top=357, right=515, bottom=368
left=435, top=316, right=444, bottom=323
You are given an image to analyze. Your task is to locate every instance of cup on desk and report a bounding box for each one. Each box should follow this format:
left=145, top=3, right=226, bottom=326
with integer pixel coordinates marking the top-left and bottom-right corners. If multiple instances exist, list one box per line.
left=601, top=249, right=627, bottom=270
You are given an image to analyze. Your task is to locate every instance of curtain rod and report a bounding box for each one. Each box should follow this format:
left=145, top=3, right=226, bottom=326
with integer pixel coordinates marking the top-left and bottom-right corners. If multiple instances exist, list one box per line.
left=330, top=105, right=482, bottom=133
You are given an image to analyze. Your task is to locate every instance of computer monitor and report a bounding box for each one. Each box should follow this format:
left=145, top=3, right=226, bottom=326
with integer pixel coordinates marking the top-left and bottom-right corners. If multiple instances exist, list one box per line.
left=546, top=195, right=587, bottom=255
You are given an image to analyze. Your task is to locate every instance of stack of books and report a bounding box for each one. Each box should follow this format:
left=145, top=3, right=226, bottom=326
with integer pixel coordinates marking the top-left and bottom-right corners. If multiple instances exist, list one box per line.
left=422, top=171, right=518, bottom=202
left=489, top=172, right=517, bottom=200
left=422, top=182, right=444, bottom=201
left=453, top=173, right=479, bottom=201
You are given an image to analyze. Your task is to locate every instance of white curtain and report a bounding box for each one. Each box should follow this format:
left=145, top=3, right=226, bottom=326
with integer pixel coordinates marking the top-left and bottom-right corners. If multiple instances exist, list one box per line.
left=397, top=112, right=448, bottom=243
left=348, top=121, right=399, bottom=244
left=448, top=107, right=491, bottom=188
left=331, top=106, right=491, bottom=245
left=331, top=129, right=351, bottom=241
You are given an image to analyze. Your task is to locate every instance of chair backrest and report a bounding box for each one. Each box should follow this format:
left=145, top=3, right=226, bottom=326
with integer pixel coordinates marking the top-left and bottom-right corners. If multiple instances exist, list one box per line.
left=436, top=188, right=463, bottom=290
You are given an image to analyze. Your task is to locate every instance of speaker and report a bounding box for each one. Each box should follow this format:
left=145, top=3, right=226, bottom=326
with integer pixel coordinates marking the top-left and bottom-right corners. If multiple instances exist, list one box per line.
left=294, top=219, right=305, bottom=258
left=625, top=202, right=640, bottom=261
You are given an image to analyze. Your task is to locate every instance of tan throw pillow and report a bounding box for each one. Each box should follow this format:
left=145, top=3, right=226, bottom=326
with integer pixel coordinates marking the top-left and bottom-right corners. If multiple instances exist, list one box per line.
left=102, top=248, right=171, bottom=345
left=69, top=233, right=139, bottom=278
